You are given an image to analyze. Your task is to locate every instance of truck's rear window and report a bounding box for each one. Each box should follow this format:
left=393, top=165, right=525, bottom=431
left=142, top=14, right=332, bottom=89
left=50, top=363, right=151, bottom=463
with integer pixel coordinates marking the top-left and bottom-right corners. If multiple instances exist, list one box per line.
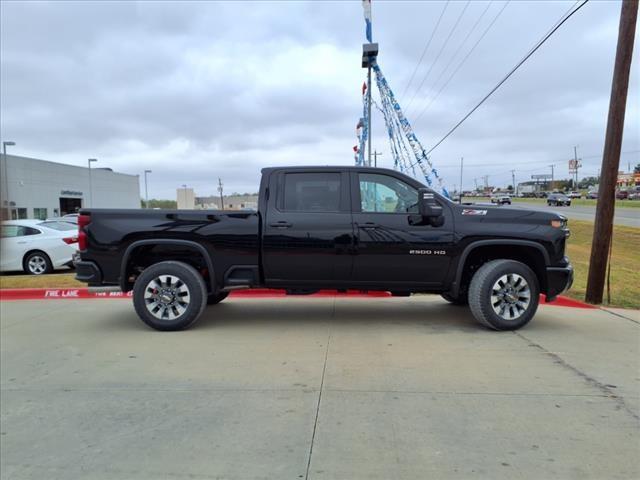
left=283, top=173, right=341, bottom=212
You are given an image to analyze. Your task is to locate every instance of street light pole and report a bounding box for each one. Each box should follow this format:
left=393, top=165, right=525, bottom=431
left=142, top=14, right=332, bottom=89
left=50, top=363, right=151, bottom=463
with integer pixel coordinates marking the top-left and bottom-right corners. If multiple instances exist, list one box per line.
left=87, top=158, right=97, bottom=207
left=2, top=141, right=16, bottom=219
left=144, top=170, right=152, bottom=208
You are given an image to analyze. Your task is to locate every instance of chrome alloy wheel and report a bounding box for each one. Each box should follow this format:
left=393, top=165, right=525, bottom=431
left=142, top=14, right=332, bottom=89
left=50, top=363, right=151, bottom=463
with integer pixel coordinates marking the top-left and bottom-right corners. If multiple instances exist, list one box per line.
left=144, top=275, right=191, bottom=321
left=28, top=255, right=48, bottom=274
left=490, top=273, right=531, bottom=321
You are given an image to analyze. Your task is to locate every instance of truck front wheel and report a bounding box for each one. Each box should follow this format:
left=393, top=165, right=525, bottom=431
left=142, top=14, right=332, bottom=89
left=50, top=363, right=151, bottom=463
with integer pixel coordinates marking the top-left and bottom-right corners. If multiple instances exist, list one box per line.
left=133, top=261, right=207, bottom=331
left=468, top=260, right=539, bottom=330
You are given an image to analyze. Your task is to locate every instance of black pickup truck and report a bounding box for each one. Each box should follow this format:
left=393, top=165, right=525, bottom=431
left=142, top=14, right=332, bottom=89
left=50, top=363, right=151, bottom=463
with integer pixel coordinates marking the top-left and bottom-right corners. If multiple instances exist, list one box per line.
left=76, top=166, right=573, bottom=331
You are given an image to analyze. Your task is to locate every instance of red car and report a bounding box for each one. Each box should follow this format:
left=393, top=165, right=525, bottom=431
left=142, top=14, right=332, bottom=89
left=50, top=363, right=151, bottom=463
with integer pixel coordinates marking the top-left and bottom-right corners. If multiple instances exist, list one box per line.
left=616, top=190, right=629, bottom=200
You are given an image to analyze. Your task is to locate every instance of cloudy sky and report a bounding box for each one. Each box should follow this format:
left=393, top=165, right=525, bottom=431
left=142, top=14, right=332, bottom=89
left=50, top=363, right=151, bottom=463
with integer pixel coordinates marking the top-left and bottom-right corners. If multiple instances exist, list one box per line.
left=1, top=0, right=638, bottom=198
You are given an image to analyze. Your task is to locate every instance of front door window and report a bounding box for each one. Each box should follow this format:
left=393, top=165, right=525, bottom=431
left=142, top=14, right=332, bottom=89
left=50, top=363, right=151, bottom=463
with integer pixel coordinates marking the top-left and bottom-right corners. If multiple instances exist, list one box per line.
left=358, top=173, right=418, bottom=213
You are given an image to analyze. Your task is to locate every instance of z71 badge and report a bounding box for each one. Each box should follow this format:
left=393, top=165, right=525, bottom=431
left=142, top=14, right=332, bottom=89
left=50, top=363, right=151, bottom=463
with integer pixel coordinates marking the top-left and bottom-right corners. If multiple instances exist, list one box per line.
left=462, top=209, right=487, bottom=216
left=409, top=250, right=446, bottom=255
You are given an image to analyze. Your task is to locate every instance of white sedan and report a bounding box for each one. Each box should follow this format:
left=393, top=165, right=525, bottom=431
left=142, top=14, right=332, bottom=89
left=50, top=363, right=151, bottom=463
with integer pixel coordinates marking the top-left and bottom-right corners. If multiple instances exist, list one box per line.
left=1, top=220, right=78, bottom=275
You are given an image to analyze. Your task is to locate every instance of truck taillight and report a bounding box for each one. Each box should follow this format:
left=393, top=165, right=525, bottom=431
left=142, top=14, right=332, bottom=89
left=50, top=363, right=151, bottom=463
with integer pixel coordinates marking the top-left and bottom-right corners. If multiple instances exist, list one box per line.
left=78, top=214, right=91, bottom=250
left=62, top=236, right=78, bottom=245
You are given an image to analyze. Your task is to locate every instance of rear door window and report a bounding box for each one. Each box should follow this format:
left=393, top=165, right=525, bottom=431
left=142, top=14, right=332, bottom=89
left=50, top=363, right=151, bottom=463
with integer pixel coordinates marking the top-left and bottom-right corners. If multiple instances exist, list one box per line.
left=282, top=173, right=341, bottom=212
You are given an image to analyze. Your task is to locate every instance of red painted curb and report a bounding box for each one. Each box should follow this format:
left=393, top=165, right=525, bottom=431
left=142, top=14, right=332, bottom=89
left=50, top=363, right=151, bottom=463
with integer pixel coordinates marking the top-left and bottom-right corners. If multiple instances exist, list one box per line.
left=0, top=287, right=596, bottom=308
left=541, top=294, right=596, bottom=309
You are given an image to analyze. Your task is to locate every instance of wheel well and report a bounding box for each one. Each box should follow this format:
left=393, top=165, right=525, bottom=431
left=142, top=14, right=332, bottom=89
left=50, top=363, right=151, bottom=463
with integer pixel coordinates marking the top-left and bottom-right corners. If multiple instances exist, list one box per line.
left=457, top=245, right=546, bottom=297
left=122, top=244, right=211, bottom=292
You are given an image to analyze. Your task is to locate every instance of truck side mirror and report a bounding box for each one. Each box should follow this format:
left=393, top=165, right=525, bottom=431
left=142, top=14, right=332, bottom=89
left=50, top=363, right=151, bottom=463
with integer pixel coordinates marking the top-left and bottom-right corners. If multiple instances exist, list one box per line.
left=418, top=188, right=443, bottom=218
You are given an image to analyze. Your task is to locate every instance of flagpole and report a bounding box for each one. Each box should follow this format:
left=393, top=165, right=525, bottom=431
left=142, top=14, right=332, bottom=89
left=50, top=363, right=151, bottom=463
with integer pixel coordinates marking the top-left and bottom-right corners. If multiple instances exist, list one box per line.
left=367, top=64, right=372, bottom=167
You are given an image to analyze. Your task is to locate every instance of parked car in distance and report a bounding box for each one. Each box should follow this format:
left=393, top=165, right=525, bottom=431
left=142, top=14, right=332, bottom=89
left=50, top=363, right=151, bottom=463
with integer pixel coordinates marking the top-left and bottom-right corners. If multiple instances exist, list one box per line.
left=615, top=190, right=629, bottom=200
left=490, top=194, right=512, bottom=205
left=547, top=193, right=571, bottom=207
left=40, top=220, right=78, bottom=231
left=627, top=186, right=640, bottom=200
left=0, top=220, right=78, bottom=274
left=567, top=191, right=582, bottom=199
left=61, top=213, right=79, bottom=224
left=586, top=191, right=598, bottom=199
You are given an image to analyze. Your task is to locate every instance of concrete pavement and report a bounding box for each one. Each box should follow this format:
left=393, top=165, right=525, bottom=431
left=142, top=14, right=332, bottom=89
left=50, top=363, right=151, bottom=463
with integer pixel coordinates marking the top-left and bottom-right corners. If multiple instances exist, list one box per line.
left=1, top=296, right=639, bottom=479
left=515, top=202, right=640, bottom=227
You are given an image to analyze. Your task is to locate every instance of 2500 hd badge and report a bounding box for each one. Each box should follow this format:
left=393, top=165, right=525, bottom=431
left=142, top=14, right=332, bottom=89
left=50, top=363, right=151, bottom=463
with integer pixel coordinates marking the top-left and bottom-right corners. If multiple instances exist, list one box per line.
left=409, top=249, right=446, bottom=255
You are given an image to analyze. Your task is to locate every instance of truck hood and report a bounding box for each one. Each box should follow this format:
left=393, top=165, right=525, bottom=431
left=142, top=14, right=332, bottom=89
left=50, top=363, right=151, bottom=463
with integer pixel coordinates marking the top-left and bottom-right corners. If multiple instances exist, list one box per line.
left=455, top=203, right=566, bottom=224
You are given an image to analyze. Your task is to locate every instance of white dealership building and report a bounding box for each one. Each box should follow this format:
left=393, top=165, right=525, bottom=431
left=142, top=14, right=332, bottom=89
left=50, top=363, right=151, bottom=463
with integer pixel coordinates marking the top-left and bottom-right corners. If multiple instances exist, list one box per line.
left=1, top=154, right=140, bottom=220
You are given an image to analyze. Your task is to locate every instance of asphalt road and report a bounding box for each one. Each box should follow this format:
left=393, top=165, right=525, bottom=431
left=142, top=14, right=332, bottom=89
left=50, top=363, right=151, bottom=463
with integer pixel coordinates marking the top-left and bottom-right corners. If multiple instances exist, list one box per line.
left=514, top=202, right=640, bottom=227
left=1, top=296, right=639, bottom=480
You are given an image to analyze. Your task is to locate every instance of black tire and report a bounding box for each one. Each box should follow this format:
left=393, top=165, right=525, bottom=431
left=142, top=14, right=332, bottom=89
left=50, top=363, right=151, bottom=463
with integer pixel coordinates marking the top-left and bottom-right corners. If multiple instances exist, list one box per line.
left=132, top=261, right=207, bottom=331
left=468, top=259, right=539, bottom=331
left=441, top=292, right=468, bottom=306
left=207, top=291, right=229, bottom=305
left=23, top=251, right=53, bottom=275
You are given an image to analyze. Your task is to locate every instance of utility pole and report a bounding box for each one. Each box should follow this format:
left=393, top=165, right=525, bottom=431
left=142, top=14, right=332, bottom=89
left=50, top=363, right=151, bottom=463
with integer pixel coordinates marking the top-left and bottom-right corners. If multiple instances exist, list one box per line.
left=459, top=157, right=464, bottom=203
left=217, top=178, right=224, bottom=211
left=510, top=170, right=516, bottom=195
left=372, top=150, right=382, bottom=167
left=549, top=164, right=555, bottom=190
left=474, top=178, right=478, bottom=191
left=586, top=0, right=637, bottom=304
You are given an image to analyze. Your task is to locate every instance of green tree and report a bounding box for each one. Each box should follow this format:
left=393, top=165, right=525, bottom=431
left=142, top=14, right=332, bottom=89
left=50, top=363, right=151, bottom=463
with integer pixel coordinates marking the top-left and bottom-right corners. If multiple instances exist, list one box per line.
left=578, top=176, right=599, bottom=189
left=140, top=198, right=177, bottom=209
left=634, top=163, right=640, bottom=174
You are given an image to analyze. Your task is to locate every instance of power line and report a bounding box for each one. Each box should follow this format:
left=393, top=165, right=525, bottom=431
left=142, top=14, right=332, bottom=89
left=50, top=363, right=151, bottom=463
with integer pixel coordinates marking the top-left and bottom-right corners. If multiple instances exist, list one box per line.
left=432, top=150, right=640, bottom=169
left=412, top=1, right=510, bottom=123
left=399, top=0, right=450, bottom=102
left=416, top=1, right=495, bottom=116
left=422, top=0, right=590, bottom=158
left=403, top=0, right=472, bottom=115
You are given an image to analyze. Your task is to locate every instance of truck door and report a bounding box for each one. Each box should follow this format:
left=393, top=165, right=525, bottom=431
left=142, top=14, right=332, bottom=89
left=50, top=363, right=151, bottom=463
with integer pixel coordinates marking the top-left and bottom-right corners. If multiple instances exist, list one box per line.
left=350, top=172, right=454, bottom=287
left=262, top=170, right=354, bottom=284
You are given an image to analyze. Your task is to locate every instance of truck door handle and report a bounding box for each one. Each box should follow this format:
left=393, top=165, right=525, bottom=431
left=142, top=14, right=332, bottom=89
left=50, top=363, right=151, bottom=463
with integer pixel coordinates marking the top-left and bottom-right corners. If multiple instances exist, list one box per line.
left=17, top=241, right=27, bottom=244
left=270, top=221, right=292, bottom=228
left=360, top=222, right=380, bottom=229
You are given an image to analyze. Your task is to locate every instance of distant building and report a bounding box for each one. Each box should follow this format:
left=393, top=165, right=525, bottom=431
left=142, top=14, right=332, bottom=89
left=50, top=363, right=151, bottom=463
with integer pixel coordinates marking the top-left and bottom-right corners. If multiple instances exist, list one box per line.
left=1, top=154, right=140, bottom=220
left=176, top=187, right=195, bottom=209
left=617, top=171, right=640, bottom=187
left=195, top=194, right=258, bottom=211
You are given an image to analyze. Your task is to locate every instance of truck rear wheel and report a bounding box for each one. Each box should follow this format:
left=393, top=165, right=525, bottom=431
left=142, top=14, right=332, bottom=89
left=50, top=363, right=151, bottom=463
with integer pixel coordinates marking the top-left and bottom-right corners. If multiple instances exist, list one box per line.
left=133, top=261, right=207, bottom=331
left=468, top=259, right=539, bottom=331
